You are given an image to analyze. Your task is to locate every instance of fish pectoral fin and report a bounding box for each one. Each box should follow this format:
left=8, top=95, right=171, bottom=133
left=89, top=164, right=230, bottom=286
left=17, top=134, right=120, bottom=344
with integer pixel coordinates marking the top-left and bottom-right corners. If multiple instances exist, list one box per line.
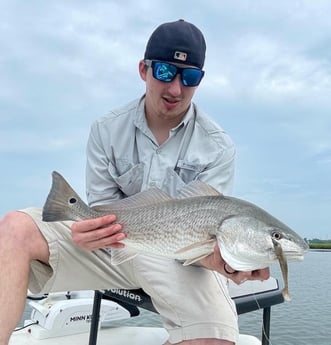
left=182, top=253, right=212, bottom=266
left=110, top=248, right=138, bottom=265
left=175, top=238, right=216, bottom=265
left=175, top=238, right=216, bottom=254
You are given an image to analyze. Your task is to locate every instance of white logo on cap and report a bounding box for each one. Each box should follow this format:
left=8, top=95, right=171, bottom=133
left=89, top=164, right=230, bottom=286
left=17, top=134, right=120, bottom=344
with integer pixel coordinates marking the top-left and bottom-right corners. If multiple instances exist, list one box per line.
left=174, top=51, right=187, bottom=61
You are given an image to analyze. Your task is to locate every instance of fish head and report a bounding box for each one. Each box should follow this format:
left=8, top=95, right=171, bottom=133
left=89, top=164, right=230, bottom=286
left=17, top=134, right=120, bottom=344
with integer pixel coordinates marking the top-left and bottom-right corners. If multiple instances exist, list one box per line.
left=268, top=224, right=309, bottom=262
left=216, top=197, right=309, bottom=271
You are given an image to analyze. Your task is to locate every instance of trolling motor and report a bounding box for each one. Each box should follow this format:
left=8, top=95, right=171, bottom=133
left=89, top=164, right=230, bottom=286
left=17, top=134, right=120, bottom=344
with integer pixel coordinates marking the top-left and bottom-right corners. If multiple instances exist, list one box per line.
left=22, top=290, right=138, bottom=339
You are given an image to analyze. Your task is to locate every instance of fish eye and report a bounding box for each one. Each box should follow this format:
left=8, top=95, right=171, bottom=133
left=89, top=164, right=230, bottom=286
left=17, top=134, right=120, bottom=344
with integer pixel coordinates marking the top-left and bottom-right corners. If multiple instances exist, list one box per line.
left=272, top=231, right=282, bottom=241
left=69, top=197, right=77, bottom=204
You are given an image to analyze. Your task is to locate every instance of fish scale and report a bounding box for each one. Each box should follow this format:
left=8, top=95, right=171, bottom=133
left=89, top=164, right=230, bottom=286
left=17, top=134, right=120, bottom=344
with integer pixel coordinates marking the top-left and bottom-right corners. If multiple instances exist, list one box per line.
left=113, top=199, right=218, bottom=255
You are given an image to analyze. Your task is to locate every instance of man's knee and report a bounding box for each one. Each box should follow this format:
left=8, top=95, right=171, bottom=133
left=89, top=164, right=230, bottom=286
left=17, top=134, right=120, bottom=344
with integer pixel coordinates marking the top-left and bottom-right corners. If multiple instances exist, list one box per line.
left=1, top=211, right=36, bottom=239
left=0, top=210, right=49, bottom=261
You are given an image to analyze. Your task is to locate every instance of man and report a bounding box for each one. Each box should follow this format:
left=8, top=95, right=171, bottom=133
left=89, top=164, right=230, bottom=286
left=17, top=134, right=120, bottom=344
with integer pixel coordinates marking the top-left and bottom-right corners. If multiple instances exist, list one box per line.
left=0, top=20, right=269, bottom=345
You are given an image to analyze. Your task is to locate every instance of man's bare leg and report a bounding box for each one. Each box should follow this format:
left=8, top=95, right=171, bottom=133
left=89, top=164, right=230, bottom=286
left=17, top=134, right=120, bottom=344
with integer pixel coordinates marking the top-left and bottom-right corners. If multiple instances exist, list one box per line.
left=0, top=211, right=50, bottom=345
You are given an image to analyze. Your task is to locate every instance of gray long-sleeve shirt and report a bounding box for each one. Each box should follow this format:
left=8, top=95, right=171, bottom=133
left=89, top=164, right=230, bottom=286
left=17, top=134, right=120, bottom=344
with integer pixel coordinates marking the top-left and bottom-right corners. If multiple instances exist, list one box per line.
left=86, top=96, right=235, bottom=207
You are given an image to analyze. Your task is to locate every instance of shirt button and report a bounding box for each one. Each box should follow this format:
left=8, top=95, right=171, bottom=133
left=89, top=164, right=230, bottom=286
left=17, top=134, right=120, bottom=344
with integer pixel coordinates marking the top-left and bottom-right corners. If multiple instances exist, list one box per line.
left=156, top=149, right=161, bottom=154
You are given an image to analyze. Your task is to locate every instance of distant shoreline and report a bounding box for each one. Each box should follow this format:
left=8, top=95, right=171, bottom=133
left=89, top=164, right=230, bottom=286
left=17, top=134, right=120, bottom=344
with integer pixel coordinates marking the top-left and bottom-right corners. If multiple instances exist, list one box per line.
left=309, top=243, right=331, bottom=250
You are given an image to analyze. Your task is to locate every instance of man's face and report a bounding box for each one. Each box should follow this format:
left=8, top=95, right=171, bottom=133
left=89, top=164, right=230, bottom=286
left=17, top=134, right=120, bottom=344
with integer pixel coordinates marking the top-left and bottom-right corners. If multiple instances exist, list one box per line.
left=139, top=60, right=199, bottom=122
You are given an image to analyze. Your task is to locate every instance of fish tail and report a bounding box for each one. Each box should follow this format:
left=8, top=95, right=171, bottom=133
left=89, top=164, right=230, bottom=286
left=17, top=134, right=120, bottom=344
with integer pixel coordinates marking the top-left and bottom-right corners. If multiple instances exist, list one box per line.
left=272, top=238, right=291, bottom=302
left=282, top=287, right=292, bottom=301
left=42, top=171, right=90, bottom=222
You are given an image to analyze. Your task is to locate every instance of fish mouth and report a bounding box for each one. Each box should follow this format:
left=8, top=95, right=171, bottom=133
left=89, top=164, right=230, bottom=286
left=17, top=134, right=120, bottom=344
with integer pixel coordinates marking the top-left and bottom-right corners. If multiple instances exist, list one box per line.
left=282, top=251, right=306, bottom=262
left=280, top=238, right=309, bottom=261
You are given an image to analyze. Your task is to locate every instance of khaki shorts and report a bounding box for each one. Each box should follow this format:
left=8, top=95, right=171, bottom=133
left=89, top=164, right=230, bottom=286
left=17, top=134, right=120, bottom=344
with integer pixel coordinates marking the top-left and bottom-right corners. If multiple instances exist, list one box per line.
left=22, top=207, right=238, bottom=343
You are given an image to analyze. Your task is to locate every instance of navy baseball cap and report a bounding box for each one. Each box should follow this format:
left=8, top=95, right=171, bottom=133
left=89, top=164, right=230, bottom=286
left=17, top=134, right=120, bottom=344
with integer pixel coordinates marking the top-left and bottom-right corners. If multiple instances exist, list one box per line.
left=144, top=19, right=206, bottom=69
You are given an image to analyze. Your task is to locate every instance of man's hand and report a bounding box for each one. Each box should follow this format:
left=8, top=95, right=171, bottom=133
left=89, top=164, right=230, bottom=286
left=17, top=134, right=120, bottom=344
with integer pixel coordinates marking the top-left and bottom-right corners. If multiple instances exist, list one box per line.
left=71, top=215, right=126, bottom=251
left=197, top=244, right=270, bottom=284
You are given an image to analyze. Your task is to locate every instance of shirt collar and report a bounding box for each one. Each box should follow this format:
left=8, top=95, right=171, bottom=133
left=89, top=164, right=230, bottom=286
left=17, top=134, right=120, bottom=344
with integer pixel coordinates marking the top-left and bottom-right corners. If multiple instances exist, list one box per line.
left=134, top=94, right=195, bottom=134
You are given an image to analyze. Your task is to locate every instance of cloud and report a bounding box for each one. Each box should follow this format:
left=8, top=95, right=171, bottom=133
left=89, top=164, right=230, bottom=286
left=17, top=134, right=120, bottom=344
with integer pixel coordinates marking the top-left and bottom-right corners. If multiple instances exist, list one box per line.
left=0, top=0, right=330, bottom=238
left=0, top=129, right=86, bottom=154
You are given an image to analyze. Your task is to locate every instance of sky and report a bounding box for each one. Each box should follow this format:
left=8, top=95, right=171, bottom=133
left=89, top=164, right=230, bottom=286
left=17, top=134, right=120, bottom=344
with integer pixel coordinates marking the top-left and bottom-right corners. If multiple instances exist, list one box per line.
left=0, top=0, right=330, bottom=240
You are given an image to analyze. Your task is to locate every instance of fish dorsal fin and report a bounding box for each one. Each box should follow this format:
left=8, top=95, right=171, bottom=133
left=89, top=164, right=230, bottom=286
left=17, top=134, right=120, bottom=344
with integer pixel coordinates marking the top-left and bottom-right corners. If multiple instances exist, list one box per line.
left=176, top=181, right=221, bottom=199
left=92, top=181, right=220, bottom=212
left=93, top=188, right=173, bottom=212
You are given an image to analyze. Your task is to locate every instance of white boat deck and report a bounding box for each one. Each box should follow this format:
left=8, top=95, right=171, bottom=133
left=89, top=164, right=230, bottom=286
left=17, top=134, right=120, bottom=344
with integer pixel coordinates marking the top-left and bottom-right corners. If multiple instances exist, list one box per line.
left=10, top=325, right=261, bottom=345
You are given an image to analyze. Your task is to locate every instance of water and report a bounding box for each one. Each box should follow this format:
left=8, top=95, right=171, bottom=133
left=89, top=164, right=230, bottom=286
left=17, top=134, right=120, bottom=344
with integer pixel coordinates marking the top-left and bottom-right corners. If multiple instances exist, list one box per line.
left=239, top=250, right=331, bottom=344
left=20, top=250, right=331, bottom=344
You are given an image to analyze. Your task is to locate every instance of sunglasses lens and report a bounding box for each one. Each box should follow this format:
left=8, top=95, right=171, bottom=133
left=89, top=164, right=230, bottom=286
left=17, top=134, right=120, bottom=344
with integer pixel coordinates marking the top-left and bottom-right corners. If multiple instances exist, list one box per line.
left=153, top=62, right=177, bottom=82
left=182, top=69, right=204, bottom=86
left=151, top=61, right=204, bottom=87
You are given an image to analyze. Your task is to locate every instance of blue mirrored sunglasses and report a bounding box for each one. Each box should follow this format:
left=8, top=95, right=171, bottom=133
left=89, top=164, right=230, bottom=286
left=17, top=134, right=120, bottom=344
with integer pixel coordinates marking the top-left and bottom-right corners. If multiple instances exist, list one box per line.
left=145, top=60, right=204, bottom=87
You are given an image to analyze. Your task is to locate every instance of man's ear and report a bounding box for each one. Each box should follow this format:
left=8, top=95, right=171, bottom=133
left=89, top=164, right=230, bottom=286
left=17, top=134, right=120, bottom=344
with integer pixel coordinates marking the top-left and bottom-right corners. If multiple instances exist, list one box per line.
left=138, top=60, right=147, bottom=81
